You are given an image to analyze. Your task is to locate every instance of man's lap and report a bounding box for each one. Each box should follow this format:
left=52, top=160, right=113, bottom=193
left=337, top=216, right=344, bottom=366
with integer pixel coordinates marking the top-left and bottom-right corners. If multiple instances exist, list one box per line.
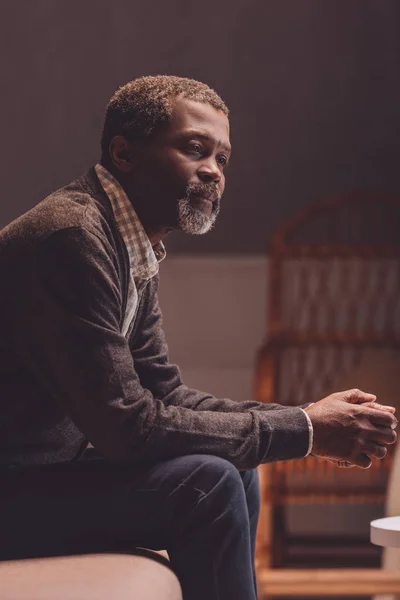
left=0, top=451, right=253, bottom=561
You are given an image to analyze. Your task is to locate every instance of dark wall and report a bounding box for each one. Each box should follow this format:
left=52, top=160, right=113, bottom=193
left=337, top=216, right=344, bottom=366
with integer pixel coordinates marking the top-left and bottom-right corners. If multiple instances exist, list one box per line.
left=1, top=0, right=400, bottom=253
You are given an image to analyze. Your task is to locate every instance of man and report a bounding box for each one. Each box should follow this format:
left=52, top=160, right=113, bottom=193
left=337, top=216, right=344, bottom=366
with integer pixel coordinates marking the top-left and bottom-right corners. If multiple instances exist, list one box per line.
left=0, top=75, right=396, bottom=600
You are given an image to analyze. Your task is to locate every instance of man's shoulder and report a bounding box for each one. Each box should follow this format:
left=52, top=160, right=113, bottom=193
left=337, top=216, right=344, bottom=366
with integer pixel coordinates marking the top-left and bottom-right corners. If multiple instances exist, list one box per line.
left=0, top=168, right=112, bottom=247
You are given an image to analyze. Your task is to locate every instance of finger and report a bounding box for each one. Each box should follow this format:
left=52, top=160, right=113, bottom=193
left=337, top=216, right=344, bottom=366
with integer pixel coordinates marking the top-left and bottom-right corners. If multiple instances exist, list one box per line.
left=341, top=389, right=377, bottom=404
left=363, top=401, right=396, bottom=414
left=362, top=443, right=387, bottom=460
left=361, top=407, right=398, bottom=429
left=369, top=426, right=397, bottom=446
left=352, top=453, right=372, bottom=469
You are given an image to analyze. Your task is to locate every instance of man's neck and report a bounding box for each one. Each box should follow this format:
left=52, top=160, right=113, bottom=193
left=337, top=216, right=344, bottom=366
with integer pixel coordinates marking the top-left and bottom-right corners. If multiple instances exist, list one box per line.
left=103, top=163, right=173, bottom=247
left=147, top=227, right=172, bottom=247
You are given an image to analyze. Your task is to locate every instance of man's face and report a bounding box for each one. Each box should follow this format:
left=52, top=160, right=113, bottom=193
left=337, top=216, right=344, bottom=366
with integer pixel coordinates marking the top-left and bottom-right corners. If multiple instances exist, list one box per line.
left=127, top=96, right=231, bottom=234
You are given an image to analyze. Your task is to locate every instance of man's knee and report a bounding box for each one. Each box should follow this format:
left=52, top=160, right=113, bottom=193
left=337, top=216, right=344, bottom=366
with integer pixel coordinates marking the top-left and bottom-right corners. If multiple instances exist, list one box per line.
left=178, top=455, right=251, bottom=527
left=135, top=454, right=249, bottom=525
left=182, top=455, right=244, bottom=496
left=168, top=455, right=249, bottom=537
left=155, top=454, right=246, bottom=512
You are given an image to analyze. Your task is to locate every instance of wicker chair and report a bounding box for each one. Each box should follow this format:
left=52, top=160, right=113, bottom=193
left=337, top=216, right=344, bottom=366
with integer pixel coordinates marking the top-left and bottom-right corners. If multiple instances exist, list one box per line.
left=254, top=191, right=400, bottom=576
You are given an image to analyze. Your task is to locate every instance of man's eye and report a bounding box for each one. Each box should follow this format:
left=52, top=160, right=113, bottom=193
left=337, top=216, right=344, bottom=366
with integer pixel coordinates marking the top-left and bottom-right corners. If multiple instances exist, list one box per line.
left=217, top=155, right=228, bottom=167
left=188, top=143, right=203, bottom=154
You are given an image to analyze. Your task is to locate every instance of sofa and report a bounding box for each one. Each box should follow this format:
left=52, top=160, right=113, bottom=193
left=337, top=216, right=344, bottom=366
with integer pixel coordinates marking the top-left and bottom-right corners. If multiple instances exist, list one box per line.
left=0, top=552, right=183, bottom=600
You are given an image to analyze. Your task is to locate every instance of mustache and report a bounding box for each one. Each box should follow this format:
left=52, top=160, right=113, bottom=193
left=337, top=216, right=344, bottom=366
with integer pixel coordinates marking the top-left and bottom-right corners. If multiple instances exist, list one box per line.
left=185, top=182, right=221, bottom=203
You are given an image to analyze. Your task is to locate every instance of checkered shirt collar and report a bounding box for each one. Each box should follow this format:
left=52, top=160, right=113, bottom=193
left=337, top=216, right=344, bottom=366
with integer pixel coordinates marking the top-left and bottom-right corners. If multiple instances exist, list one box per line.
left=95, top=164, right=166, bottom=281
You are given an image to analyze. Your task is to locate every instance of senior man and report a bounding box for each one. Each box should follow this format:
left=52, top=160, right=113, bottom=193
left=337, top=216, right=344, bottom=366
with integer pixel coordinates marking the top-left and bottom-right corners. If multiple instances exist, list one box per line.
left=0, top=75, right=396, bottom=600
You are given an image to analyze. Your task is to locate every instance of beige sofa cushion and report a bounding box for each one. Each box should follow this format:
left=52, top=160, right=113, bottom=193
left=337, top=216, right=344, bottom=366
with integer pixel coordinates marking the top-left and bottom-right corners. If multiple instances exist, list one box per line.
left=0, top=553, right=182, bottom=600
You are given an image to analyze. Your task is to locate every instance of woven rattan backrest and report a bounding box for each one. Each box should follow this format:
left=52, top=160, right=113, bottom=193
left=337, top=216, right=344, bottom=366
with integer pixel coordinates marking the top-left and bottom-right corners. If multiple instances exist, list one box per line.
left=268, top=192, right=400, bottom=407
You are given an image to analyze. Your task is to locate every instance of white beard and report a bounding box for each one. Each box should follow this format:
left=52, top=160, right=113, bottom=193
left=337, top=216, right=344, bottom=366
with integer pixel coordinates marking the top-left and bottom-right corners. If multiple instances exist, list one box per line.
left=177, top=198, right=217, bottom=235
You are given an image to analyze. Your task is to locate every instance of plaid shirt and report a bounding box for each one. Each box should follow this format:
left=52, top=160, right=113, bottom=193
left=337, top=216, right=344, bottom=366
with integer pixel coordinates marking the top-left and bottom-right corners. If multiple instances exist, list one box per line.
left=95, top=163, right=166, bottom=337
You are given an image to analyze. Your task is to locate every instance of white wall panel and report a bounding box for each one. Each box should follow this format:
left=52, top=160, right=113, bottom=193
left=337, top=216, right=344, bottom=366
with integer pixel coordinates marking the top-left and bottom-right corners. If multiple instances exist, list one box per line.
left=159, top=256, right=268, bottom=374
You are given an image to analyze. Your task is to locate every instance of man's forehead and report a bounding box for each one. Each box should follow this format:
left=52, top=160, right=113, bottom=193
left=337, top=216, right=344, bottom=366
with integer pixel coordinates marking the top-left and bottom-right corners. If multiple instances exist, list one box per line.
left=168, top=97, right=230, bottom=143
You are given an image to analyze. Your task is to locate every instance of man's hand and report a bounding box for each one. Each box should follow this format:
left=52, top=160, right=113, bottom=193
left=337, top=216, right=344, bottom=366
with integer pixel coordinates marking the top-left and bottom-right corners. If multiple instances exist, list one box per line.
left=305, top=389, right=398, bottom=469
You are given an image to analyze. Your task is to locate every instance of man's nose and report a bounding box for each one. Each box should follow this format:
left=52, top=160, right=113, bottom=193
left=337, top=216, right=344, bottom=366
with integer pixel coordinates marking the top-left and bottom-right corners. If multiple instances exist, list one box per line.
left=197, top=158, right=221, bottom=184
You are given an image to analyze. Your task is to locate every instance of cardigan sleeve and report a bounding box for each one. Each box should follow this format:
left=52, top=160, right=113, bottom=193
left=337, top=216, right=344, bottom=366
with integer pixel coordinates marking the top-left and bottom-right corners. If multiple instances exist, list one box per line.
left=15, top=226, right=310, bottom=469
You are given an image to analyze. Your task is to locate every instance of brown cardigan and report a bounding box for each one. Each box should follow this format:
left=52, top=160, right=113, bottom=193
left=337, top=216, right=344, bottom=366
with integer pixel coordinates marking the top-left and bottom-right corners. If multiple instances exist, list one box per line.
left=0, top=168, right=309, bottom=470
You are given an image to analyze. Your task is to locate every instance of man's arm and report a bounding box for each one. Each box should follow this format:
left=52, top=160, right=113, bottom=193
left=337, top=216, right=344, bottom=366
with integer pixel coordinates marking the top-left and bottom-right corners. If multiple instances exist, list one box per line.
left=130, top=273, right=397, bottom=468
left=14, top=227, right=310, bottom=469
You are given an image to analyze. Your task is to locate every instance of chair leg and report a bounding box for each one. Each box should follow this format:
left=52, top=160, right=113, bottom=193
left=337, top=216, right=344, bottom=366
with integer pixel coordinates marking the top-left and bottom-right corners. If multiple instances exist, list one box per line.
left=256, top=464, right=273, bottom=569
left=270, top=468, right=287, bottom=569
left=272, top=502, right=287, bottom=568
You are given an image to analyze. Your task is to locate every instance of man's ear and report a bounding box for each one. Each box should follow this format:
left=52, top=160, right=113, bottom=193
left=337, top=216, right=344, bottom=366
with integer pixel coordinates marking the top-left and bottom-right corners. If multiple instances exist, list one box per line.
left=109, top=136, right=134, bottom=173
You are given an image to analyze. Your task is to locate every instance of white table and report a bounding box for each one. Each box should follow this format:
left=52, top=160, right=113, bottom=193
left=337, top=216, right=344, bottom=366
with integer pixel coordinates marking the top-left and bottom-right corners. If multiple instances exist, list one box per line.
left=371, top=517, right=400, bottom=549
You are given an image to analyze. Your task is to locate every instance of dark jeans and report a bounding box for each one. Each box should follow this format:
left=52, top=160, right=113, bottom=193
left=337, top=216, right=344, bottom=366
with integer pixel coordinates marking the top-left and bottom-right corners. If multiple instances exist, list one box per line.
left=0, top=451, right=260, bottom=600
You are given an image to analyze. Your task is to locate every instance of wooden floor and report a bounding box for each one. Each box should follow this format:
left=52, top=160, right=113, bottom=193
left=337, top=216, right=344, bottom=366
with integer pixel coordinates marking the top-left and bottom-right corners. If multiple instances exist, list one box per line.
left=257, top=568, right=400, bottom=598
left=260, top=597, right=371, bottom=600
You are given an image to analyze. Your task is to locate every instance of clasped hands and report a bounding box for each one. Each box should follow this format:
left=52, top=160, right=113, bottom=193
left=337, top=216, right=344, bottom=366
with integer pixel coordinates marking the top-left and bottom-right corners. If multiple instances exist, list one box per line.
left=305, top=389, right=398, bottom=469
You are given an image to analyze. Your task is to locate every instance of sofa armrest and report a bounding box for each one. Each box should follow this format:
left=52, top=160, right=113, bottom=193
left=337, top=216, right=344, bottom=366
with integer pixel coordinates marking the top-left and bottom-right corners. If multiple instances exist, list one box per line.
left=0, top=553, right=182, bottom=600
